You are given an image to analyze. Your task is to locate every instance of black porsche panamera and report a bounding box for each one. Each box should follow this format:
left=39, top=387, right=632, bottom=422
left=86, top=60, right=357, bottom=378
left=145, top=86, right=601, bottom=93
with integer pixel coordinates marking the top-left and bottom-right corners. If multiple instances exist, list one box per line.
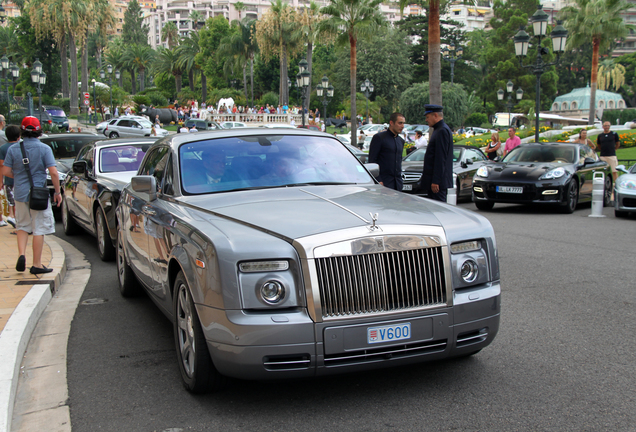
left=472, top=142, right=613, bottom=213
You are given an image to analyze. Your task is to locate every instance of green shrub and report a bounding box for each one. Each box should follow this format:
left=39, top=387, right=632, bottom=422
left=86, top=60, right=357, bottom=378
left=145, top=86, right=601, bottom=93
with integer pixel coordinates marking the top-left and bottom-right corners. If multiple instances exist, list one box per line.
left=146, top=91, right=169, bottom=107
left=52, top=98, right=70, bottom=112
left=602, top=109, right=636, bottom=125
left=132, top=95, right=151, bottom=107
left=465, top=113, right=488, bottom=127
left=257, top=91, right=279, bottom=108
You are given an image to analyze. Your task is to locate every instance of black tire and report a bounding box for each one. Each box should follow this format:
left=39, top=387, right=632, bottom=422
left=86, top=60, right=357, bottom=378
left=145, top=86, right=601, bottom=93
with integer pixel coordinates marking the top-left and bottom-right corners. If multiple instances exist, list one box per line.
left=61, top=197, right=78, bottom=235
left=475, top=200, right=495, bottom=211
left=96, top=208, right=115, bottom=262
left=561, top=180, right=579, bottom=214
left=109, top=131, right=119, bottom=138
left=615, top=209, right=628, bottom=218
left=603, top=176, right=612, bottom=207
left=117, top=227, right=140, bottom=297
left=173, top=271, right=224, bottom=394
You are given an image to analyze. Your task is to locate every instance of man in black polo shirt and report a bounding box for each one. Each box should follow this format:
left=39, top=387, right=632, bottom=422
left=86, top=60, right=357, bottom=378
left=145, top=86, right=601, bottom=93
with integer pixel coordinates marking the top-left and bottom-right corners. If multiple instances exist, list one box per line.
left=368, top=112, right=406, bottom=191
left=420, top=104, right=453, bottom=202
left=596, top=121, right=620, bottom=184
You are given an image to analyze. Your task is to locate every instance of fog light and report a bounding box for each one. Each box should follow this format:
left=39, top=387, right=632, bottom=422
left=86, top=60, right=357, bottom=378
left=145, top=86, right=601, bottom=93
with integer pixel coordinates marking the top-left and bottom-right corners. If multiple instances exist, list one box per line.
left=460, top=260, right=478, bottom=283
left=260, top=280, right=285, bottom=304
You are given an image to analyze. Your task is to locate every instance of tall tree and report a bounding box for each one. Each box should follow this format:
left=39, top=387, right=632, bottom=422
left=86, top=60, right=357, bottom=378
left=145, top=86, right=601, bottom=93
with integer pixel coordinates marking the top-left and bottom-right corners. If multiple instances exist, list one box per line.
left=122, top=43, right=155, bottom=92
left=218, top=18, right=259, bottom=105
left=296, top=1, right=328, bottom=110
left=320, top=0, right=385, bottom=143
left=122, top=0, right=149, bottom=46
left=199, top=15, right=233, bottom=90
left=560, top=0, right=634, bottom=124
left=254, top=0, right=303, bottom=105
left=176, top=33, right=202, bottom=93
left=153, top=46, right=183, bottom=96
left=234, top=1, right=245, bottom=20
left=161, top=21, right=179, bottom=49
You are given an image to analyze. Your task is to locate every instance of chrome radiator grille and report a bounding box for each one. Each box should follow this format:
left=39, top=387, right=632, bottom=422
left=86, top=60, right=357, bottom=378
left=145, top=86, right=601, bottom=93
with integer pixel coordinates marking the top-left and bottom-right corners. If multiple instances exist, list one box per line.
left=315, top=247, right=447, bottom=318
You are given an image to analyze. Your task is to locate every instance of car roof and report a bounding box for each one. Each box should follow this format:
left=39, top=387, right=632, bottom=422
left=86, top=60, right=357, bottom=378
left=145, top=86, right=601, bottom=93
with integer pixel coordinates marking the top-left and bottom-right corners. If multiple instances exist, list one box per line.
left=40, top=133, right=99, bottom=140
left=93, top=137, right=161, bottom=148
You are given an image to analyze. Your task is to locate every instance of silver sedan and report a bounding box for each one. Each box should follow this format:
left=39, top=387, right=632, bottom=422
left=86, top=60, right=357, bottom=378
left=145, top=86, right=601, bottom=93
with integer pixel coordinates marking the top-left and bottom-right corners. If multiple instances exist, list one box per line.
left=615, top=163, right=636, bottom=217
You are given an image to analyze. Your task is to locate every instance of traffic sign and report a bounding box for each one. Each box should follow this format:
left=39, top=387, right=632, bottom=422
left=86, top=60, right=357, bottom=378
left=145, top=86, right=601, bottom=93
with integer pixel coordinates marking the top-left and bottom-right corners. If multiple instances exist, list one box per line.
left=83, top=99, right=90, bottom=106
left=84, top=92, right=90, bottom=99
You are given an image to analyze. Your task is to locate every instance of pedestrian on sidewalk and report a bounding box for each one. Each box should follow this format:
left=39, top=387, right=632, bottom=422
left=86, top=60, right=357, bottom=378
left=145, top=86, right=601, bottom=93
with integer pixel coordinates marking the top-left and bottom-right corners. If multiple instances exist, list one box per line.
left=0, top=124, right=20, bottom=229
left=2, top=117, right=62, bottom=275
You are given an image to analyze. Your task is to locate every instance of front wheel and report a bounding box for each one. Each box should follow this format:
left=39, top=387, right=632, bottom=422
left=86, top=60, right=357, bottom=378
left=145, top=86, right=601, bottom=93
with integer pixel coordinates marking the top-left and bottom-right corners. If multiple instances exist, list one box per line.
left=61, top=197, right=78, bottom=235
left=117, top=227, right=140, bottom=297
left=603, top=177, right=613, bottom=207
left=475, top=200, right=494, bottom=211
left=96, top=208, right=115, bottom=262
left=174, top=271, right=224, bottom=394
left=561, top=180, right=578, bottom=214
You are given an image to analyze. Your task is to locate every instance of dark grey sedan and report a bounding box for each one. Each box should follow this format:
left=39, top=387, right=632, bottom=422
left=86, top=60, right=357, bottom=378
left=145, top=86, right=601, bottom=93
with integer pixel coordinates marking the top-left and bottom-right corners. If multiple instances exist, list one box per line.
left=115, top=129, right=501, bottom=393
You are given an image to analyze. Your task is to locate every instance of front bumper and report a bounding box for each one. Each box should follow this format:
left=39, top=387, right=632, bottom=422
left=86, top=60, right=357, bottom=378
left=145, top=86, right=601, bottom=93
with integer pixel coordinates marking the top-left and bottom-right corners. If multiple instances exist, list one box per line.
left=614, top=187, right=636, bottom=212
left=473, top=179, right=566, bottom=204
left=197, top=281, right=501, bottom=380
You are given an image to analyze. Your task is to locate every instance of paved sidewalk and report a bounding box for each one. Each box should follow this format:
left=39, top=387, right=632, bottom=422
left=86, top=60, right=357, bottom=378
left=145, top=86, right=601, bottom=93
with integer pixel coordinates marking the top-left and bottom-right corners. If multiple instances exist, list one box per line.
left=0, top=225, right=66, bottom=432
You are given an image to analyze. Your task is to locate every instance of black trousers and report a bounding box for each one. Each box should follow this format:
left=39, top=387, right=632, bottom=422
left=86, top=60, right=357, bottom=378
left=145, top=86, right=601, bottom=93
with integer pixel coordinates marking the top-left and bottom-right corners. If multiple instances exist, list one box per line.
left=426, top=189, right=447, bottom=202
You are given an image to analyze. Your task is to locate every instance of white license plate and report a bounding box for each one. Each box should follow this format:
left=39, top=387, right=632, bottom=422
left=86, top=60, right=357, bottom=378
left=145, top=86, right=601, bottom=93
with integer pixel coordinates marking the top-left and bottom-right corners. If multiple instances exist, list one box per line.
left=367, top=323, right=411, bottom=344
left=402, top=184, right=412, bottom=191
left=497, top=186, right=523, bottom=193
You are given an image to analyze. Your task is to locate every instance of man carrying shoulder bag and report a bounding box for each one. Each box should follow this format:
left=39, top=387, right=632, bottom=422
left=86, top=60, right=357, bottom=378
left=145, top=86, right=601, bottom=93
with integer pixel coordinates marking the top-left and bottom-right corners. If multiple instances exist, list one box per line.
left=3, top=116, right=62, bottom=274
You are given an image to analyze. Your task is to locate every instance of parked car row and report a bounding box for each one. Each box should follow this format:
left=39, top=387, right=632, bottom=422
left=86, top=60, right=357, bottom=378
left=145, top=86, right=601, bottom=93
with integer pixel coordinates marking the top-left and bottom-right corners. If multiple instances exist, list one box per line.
left=54, top=128, right=502, bottom=394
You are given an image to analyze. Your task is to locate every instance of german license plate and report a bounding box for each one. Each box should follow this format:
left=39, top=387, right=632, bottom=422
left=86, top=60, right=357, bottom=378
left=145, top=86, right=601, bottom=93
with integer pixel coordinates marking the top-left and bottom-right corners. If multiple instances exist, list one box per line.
left=367, top=323, right=411, bottom=344
left=402, top=184, right=412, bottom=191
left=497, top=186, right=523, bottom=193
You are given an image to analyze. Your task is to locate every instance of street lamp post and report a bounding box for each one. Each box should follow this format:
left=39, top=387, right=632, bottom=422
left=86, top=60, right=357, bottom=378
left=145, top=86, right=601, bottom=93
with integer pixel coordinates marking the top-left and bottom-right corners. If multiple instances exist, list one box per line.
left=514, top=6, right=568, bottom=142
left=316, top=75, right=334, bottom=124
left=100, top=64, right=116, bottom=120
left=30, top=59, right=45, bottom=125
left=497, top=80, right=524, bottom=127
left=360, top=79, right=373, bottom=124
left=1, top=55, right=9, bottom=116
left=9, top=62, right=19, bottom=110
left=442, top=44, right=463, bottom=84
left=296, top=59, right=310, bottom=127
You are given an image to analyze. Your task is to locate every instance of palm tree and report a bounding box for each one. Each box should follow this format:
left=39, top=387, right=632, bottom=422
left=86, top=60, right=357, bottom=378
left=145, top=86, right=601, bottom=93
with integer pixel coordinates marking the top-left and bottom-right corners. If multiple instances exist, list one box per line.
left=320, top=0, right=385, bottom=143
left=296, top=1, right=327, bottom=110
left=219, top=18, right=258, bottom=105
left=254, top=0, right=303, bottom=105
left=27, top=0, right=92, bottom=114
left=189, top=10, right=203, bottom=32
left=122, top=43, right=156, bottom=93
left=105, top=38, right=126, bottom=88
left=161, top=21, right=180, bottom=49
left=176, top=32, right=202, bottom=94
left=560, top=0, right=635, bottom=125
left=234, top=1, right=245, bottom=20
left=428, top=0, right=442, bottom=105
left=154, top=46, right=183, bottom=95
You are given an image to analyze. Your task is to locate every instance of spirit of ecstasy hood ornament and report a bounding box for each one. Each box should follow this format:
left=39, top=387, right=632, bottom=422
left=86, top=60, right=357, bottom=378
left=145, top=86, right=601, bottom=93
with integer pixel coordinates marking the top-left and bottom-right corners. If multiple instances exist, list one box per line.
left=369, top=212, right=379, bottom=231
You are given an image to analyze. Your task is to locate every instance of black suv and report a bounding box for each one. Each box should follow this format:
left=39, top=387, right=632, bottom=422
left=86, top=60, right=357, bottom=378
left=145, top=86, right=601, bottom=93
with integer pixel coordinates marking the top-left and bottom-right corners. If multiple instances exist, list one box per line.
left=8, top=108, right=54, bottom=130
left=43, top=105, right=70, bottom=131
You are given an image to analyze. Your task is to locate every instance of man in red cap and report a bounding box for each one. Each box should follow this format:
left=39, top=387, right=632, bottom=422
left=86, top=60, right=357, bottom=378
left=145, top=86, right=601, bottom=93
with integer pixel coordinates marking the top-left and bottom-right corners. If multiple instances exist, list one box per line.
left=2, top=116, right=62, bottom=274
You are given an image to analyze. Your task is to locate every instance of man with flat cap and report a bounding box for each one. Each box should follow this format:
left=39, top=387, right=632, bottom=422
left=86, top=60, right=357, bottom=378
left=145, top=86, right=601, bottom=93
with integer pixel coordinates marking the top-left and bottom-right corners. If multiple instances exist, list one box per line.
left=420, top=104, right=453, bottom=202
left=368, top=112, right=406, bottom=191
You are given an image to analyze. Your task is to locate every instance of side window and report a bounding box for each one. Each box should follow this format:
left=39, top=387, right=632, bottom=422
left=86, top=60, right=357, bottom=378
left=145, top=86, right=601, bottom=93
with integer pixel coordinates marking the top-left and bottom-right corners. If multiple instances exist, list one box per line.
left=77, top=145, right=95, bottom=175
left=584, top=145, right=597, bottom=161
left=139, top=147, right=170, bottom=190
left=466, top=149, right=485, bottom=162
left=118, top=120, right=131, bottom=127
left=162, top=155, right=174, bottom=195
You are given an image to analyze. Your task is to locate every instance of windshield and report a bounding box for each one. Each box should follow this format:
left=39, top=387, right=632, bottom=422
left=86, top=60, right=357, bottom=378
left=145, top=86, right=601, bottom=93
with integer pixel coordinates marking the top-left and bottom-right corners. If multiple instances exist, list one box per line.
left=46, top=109, right=66, bottom=117
left=504, top=145, right=577, bottom=164
left=42, top=136, right=98, bottom=159
left=100, top=144, right=149, bottom=173
left=404, top=148, right=426, bottom=162
left=138, top=119, right=153, bottom=128
left=179, top=135, right=374, bottom=194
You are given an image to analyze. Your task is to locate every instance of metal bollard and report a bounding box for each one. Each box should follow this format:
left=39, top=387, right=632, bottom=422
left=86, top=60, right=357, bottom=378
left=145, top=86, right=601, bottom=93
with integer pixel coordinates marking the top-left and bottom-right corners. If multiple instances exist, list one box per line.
left=589, top=171, right=606, bottom=218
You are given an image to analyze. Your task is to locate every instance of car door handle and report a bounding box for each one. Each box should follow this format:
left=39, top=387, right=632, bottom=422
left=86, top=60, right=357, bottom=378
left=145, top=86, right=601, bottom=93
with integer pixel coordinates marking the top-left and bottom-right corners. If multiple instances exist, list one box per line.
left=142, top=206, right=156, bottom=215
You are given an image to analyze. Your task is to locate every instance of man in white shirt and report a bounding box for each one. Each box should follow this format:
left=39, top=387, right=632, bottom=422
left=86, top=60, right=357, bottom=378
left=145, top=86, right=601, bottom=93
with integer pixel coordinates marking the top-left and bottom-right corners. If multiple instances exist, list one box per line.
left=414, top=130, right=428, bottom=149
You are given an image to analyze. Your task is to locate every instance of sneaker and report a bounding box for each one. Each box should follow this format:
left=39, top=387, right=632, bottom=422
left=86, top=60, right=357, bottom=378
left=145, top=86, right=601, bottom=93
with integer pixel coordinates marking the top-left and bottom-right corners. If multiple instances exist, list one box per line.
left=7, top=217, right=16, bottom=228
left=0, top=220, right=7, bottom=227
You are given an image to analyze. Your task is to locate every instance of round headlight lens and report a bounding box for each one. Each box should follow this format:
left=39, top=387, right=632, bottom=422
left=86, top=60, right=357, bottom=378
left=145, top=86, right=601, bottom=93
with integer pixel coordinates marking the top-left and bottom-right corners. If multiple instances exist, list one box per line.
left=260, top=280, right=285, bottom=304
left=460, top=259, right=479, bottom=283
left=476, top=166, right=489, bottom=178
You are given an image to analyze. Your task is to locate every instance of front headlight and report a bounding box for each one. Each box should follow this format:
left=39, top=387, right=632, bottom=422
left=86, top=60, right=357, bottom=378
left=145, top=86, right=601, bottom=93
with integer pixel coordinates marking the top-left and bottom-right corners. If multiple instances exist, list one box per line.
left=539, top=167, right=565, bottom=180
left=238, top=259, right=300, bottom=309
left=260, top=280, right=285, bottom=304
left=451, top=240, right=490, bottom=289
left=617, top=178, right=636, bottom=190
left=460, top=260, right=479, bottom=283
left=476, top=166, right=489, bottom=178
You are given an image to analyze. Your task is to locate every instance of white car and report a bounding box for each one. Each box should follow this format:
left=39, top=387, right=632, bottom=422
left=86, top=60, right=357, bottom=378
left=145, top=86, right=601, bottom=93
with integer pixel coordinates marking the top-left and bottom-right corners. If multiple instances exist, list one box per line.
left=259, top=124, right=298, bottom=129
left=362, top=124, right=387, bottom=136
left=103, top=116, right=169, bottom=138
left=221, top=121, right=247, bottom=129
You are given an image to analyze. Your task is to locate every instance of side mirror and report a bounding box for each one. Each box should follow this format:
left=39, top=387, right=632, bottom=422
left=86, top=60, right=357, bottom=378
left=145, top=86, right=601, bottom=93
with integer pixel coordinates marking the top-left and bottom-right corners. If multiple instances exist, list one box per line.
left=131, top=175, right=157, bottom=201
left=72, top=160, right=87, bottom=175
left=583, top=157, right=596, bottom=165
left=364, top=163, right=380, bottom=179
left=466, top=159, right=473, bottom=165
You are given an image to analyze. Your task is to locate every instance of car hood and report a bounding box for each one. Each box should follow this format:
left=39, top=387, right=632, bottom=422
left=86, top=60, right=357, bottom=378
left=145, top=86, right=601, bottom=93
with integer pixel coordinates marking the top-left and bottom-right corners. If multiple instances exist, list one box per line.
left=484, top=161, right=570, bottom=180
left=402, top=160, right=461, bottom=172
left=181, top=185, right=487, bottom=241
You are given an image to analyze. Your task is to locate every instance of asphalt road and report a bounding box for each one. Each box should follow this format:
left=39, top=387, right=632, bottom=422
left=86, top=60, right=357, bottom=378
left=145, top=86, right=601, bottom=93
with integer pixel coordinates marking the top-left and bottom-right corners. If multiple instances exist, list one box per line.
left=62, top=201, right=636, bottom=432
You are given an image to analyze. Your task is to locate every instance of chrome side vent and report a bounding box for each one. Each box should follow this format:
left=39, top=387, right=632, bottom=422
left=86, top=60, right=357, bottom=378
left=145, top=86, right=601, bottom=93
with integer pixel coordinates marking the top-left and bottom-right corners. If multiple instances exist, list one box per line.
left=263, top=354, right=311, bottom=371
left=315, top=247, right=447, bottom=318
left=324, top=339, right=448, bottom=366
left=456, top=328, right=488, bottom=347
